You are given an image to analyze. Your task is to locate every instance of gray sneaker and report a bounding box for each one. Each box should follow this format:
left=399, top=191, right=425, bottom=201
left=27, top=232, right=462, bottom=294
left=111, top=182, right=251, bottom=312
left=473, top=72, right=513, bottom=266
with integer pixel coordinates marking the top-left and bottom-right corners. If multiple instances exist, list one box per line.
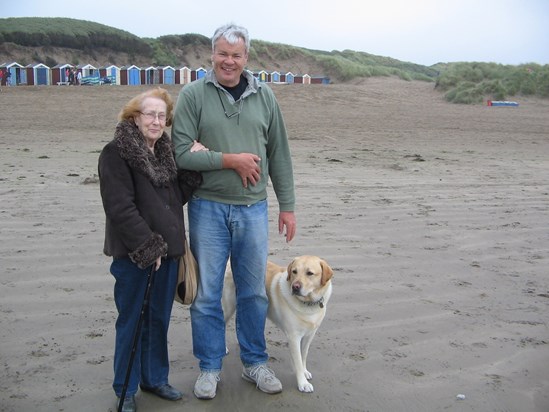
left=242, top=364, right=282, bottom=394
left=194, top=371, right=220, bottom=399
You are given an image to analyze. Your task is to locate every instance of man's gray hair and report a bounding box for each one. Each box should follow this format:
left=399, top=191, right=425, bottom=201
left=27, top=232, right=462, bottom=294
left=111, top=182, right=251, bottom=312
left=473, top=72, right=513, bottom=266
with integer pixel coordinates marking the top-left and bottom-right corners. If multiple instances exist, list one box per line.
left=211, top=23, right=250, bottom=54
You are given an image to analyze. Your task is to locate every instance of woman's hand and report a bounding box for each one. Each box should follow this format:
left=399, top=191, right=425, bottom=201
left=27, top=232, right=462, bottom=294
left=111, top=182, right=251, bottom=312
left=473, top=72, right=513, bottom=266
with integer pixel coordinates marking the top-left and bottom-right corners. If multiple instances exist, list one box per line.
left=154, top=256, right=162, bottom=271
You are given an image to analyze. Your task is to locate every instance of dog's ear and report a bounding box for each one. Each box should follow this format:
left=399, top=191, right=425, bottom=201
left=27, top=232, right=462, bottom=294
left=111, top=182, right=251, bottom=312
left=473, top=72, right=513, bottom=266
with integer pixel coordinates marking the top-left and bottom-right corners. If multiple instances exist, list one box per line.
left=286, top=259, right=296, bottom=281
left=320, top=259, right=333, bottom=286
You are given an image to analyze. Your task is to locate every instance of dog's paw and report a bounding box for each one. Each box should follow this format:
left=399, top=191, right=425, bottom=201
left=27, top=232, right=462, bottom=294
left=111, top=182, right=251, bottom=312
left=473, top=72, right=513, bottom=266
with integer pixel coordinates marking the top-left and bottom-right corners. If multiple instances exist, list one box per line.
left=298, top=381, right=314, bottom=393
left=304, top=369, right=312, bottom=380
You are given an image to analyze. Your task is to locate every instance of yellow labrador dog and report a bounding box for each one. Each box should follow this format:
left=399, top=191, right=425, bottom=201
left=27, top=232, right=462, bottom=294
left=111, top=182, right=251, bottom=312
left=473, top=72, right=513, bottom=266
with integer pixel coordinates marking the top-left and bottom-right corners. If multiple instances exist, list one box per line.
left=222, top=255, right=333, bottom=393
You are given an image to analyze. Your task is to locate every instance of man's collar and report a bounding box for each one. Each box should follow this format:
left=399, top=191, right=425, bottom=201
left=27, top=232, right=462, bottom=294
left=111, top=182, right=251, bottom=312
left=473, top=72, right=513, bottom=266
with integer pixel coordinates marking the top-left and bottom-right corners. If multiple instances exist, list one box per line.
left=206, top=69, right=261, bottom=95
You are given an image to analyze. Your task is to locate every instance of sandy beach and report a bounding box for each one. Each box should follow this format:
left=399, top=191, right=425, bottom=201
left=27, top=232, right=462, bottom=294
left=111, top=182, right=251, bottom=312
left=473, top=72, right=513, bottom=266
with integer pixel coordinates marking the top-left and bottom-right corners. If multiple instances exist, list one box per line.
left=1, top=78, right=548, bottom=412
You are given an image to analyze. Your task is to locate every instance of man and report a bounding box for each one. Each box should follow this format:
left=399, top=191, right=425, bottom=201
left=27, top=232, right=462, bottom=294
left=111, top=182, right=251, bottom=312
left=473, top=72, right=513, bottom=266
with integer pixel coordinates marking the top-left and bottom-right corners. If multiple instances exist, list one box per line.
left=171, top=23, right=296, bottom=399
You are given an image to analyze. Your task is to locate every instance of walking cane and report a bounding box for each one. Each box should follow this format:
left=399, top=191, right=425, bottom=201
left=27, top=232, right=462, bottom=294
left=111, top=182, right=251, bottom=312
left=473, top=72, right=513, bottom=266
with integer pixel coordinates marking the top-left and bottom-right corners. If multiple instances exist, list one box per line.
left=118, top=264, right=155, bottom=412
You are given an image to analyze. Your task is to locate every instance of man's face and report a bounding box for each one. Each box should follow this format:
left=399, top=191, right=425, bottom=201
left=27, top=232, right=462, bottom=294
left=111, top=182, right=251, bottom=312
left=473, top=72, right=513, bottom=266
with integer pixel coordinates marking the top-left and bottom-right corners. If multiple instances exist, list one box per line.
left=212, top=36, right=248, bottom=88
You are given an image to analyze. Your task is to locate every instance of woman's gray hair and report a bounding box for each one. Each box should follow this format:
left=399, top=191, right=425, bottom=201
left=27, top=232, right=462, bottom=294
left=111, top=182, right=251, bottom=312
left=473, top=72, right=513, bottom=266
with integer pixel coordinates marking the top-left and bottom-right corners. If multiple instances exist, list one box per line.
left=211, top=23, right=250, bottom=53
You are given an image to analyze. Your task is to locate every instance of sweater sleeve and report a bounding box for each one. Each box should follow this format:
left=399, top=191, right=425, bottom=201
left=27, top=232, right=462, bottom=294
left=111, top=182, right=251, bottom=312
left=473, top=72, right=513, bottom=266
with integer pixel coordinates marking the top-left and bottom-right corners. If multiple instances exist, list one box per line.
left=266, top=90, right=296, bottom=212
left=172, top=82, right=224, bottom=171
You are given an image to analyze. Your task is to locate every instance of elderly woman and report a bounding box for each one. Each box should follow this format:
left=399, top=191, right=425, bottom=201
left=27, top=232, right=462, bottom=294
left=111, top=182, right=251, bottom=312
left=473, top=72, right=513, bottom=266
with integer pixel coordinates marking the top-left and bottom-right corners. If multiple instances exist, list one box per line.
left=99, top=88, right=199, bottom=412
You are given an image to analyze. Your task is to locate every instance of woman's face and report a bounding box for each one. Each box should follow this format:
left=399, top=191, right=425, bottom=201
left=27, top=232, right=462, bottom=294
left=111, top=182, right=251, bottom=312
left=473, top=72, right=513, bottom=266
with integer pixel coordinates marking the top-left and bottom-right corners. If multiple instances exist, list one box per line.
left=135, top=96, right=167, bottom=149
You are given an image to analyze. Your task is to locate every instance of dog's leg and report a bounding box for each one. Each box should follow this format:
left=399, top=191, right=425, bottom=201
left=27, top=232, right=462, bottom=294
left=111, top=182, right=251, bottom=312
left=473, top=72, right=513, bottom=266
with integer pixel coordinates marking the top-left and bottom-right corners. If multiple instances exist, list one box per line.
left=287, top=333, right=314, bottom=393
left=301, top=330, right=317, bottom=380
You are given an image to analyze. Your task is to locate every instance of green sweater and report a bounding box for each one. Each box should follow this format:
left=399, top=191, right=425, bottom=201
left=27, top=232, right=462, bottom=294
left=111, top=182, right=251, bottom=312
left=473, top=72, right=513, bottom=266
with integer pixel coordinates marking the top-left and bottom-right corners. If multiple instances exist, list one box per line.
left=171, top=70, right=295, bottom=211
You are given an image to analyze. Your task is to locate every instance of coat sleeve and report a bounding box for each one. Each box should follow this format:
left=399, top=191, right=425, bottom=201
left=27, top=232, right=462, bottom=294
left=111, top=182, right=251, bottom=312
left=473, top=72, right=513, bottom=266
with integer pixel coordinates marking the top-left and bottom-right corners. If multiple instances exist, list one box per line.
left=98, top=143, right=167, bottom=268
left=177, top=168, right=203, bottom=205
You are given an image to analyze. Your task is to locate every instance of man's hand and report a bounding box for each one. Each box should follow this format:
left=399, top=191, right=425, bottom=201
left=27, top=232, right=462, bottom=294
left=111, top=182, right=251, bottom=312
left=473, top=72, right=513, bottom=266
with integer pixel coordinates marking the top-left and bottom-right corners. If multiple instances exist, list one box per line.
left=190, top=140, right=209, bottom=152
left=223, top=153, right=261, bottom=188
left=279, top=211, right=296, bottom=243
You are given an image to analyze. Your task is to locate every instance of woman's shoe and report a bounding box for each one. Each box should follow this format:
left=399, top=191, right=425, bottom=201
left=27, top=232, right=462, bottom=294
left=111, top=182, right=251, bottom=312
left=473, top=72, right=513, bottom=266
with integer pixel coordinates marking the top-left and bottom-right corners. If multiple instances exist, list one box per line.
left=117, top=395, right=136, bottom=412
left=140, top=383, right=183, bottom=400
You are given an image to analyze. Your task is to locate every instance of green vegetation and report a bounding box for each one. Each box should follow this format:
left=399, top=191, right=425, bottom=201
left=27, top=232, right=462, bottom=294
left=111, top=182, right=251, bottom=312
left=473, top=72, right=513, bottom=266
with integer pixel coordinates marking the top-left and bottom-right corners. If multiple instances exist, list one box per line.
left=144, top=38, right=178, bottom=67
left=321, top=49, right=437, bottom=81
left=250, top=40, right=438, bottom=81
left=0, top=17, right=152, bottom=56
left=434, top=62, right=549, bottom=103
left=153, top=34, right=212, bottom=67
left=157, top=33, right=210, bottom=48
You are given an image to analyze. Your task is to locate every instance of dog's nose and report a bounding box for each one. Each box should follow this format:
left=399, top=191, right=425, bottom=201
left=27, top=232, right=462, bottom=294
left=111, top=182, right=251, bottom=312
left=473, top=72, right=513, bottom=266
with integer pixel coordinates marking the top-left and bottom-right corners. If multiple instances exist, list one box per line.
left=292, top=282, right=301, bottom=294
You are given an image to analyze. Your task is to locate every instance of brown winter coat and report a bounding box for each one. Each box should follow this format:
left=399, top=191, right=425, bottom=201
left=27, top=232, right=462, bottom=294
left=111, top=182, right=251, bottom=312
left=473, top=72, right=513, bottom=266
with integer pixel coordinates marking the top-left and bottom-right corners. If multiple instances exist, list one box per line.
left=98, top=120, right=198, bottom=269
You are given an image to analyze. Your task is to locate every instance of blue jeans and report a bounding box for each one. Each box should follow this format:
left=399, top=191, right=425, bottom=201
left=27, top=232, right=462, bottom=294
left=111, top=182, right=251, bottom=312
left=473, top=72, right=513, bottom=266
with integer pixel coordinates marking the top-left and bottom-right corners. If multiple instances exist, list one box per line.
left=188, top=197, right=269, bottom=371
left=110, top=257, right=178, bottom=396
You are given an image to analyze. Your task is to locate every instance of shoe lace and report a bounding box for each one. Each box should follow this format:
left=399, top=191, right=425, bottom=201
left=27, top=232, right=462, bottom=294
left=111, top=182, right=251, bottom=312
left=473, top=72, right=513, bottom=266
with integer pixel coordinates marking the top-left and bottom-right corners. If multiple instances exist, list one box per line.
left=198, top=371, right=220, bottom=384
left=248, top=365, right=276, bottom=384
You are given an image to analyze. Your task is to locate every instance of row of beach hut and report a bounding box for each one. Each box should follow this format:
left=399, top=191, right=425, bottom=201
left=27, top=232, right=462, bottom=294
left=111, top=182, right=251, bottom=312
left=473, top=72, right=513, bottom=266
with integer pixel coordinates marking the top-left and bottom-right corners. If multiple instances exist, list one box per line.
left=0, top=61, right=330, bottom=86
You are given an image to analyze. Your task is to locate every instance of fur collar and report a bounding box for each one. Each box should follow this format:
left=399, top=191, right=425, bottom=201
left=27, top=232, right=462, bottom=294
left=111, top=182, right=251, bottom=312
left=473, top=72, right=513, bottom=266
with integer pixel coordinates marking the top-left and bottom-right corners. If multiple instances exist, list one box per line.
left=114, top=120, right=177, bottom=187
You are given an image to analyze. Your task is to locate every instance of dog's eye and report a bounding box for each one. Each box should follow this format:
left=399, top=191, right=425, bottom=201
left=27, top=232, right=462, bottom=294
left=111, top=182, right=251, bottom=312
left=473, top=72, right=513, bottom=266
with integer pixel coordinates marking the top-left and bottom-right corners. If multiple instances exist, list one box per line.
left=307, top=271, right=314, bottom=276
left=292, top=269, right=298, bottom=274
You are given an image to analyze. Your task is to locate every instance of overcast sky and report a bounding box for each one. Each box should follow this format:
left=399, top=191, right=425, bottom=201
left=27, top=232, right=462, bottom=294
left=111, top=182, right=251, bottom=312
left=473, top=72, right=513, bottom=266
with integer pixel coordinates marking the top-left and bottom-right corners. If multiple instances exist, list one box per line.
left=3, top=0, right=548, bottom=66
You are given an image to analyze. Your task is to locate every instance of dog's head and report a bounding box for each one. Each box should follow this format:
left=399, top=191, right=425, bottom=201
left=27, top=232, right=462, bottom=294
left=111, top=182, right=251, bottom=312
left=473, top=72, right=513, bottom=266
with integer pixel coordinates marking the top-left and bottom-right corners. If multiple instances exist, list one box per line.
left=286, top=255, right=333, bottom=300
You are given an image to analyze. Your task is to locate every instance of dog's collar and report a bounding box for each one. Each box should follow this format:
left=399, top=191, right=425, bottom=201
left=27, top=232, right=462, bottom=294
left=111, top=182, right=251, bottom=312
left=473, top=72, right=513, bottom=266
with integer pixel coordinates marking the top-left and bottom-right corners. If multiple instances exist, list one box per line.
left=302, top=296, right=324, bottom=308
